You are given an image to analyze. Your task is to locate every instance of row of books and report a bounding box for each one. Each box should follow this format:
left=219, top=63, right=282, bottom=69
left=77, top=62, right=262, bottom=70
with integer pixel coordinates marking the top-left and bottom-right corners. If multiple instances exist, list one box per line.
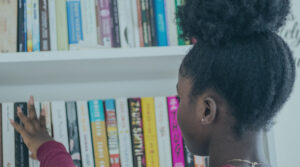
left=0, top=96, right=208, bottom=167
left=0, top=0, right=190, bottom=53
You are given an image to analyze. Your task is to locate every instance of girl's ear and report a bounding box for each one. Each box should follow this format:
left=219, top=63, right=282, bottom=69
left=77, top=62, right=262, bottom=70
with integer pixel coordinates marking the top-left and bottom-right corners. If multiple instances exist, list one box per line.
left=200, top=97, right=217, bottom=125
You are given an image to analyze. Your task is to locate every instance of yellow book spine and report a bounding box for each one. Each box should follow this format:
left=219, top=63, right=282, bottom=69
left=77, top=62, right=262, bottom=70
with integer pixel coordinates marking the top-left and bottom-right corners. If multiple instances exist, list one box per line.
left=55, top=0, right=69, bottom=50
left=141, top=97, right=160, bottom=167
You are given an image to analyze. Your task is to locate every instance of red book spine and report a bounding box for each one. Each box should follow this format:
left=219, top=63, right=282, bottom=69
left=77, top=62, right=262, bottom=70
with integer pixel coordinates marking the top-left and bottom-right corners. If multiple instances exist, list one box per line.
left=97, top=0, right=113, bottom=47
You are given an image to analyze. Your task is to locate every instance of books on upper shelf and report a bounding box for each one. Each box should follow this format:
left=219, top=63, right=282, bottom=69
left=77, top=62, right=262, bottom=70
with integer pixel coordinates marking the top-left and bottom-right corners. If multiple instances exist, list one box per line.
left=0, top=0, right=191, bottom=53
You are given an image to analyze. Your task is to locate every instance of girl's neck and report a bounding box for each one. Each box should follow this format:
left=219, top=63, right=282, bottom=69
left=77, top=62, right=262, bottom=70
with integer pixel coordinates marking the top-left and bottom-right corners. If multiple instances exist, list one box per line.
left=208, top=130, right=270, bottom=167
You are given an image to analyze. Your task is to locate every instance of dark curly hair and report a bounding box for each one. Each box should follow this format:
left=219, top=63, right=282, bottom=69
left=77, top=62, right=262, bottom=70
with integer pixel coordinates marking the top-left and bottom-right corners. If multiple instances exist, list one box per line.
left=178, top=0, right=296, bottom=134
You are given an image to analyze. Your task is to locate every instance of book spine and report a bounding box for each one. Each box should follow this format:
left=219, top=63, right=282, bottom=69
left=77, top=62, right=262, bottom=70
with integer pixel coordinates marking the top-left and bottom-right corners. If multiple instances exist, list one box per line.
left=32, top=101, right=41, bottom=167
left=66, top=0, right=83, bottom=46
left=115, top=98, right=134, bottom=167
left=32, top=0, right=40, bottom=51
left=95, top=0, right=103, bottom=45
left=117, top=0, right=135, bottom=47
left=128, top=98, right=146, bottom=167
left=141, top=97, right=159, bottom=167
left=41, top=101, right=53, bottom=136
left=105, top=99, right=121, bottom=167
left=136, top=0, right=144, bottom=47
left=39, top=0, right=50, bottom=51
left=97, top=0, right=113, bottom=47
left=2, top=103, right=15, bottom=167
left=130, top=0, right=140, bottom=47
left=154, top=97, right=173, bottom=167
left=24, top=0, right=28, bottom=52
left=165, top=0, right=178, bottom=46
left=167, top=96, right=185, bottom=167
left=0, top=104, right=2, bottom=166
left=110, top=0, right=121, bottom=47
left=77, top=101, right=94, bottom=167
left=26, top=0, right=33, bottom=52
left=194, top=156, right=206, bottom=167
left=14, top=103, right=29, bottom=167
left=17, top=0, right=26, bottom=52
left=148, top=0, right=157, bottom=46
left=51, top=101, right=69, bottom=152
left=154, top=0, right=168, bottom=46
left=48, top=0, right=57, bottom=51
left=55, top=0, right=69, bottom=50
left=184, top=144, right=194, bottom=167
left=88, top=100, right=110, bottom=167
left=66, top=101, right=82, bottom=167
left=175, top=0, right=186, bottom=45
left=140, top=0, right=152, bottom=46
left=80, top=0, right=98, bottom=45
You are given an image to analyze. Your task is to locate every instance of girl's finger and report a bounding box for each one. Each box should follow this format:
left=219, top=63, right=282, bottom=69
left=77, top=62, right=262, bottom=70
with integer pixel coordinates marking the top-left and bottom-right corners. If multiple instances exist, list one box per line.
left=39, top=108, right=47, bottom=129
left=17, top=107, right=30, bottom=127
left=30, top=153, right=37, bottom=160
left=10, top=119, right=28, bottom=140
left=28, top=96, right=37, bottom=119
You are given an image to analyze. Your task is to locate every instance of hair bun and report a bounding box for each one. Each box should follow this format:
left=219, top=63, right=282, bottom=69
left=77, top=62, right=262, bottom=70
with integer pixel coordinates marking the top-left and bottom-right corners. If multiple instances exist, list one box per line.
left=178, top=0, right=291, bottom=45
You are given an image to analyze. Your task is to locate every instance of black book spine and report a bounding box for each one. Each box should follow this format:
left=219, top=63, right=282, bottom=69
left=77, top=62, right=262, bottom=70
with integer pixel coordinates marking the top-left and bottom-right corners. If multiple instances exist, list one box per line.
left=140, top=0, right=151, bottom=46
left=14, top=102, right=29, bottom=167
left=66, top=101, right=82, bottom=167
left=148, top=0, right=157, bottom=46
left=39, top=0, right=51, bottom=51
left=17, top=0, right=25, bottom=52
left=184, top=142, right=195, bottom=167
left=110, top=0, right=121, bottom=48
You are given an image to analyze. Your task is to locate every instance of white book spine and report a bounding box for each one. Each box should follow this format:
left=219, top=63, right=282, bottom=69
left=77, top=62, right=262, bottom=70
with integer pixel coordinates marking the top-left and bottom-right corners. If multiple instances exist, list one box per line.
left=80, top=0, right=98, bottom=45
left=48, top=0, right=57, bottom=51
left=33, top=101, right=40, bottom=166
left=117, top=0, right=135, bottom=48
left=41, top=101, right=52, bottom=136
left=32, top=0, right=40, bottom=51
left=76, top=101, right=95, bottom=167
left=154, top=97, right=173, bottom=167
left=51, top=101, right=69, bottom=152
left=116, top=98, right=134, bottom=167
left=2, top=103, right=15, bottom=167
left=130, top=0, right=140, bottom=47
left=165, top=0, right=178, bottom=46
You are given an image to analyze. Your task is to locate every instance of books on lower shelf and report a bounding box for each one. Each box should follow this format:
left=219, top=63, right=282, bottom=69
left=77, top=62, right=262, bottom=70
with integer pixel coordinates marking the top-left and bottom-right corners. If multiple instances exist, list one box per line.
left=1, top=96, right=208, bottom=167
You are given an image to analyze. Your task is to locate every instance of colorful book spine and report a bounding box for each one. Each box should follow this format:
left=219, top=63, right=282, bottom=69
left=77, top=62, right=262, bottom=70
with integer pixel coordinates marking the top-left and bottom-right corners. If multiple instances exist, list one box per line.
left=32, top=0, right=40, bottom=51
left=115, top=98, right=134, bottom=167
left=154, top=97, right=173, bottom=167
left=184, top=144, right=194, bottom=167
left=148, top=0, right=157, bottom=46
left=80, top=0, right=98, bottom=45
left=14, top=103, right=29, bottom=167
left=154, top=0, right=168, bottom=46
left=26, top=0, right=33, bottom=52
left=97, top=0, right=113, bottom=47
left=130, top=0, right=140, bottom=47
left=168, top=96, right=185, bottom=167
left=41, top=101, right=52, bottom=136
left=17, top=0, right=26, bottom=52
left=55, top=0, right=69, bottom=50
left=175, top=0, right=188, bottom=45
left=194, top=156, right=206, bottom=167
left=0, top=104, right=2, bottom=166
left=111, top=0, right=121, bottom=47
left=105, top=99, right=121, bottom=167
left=2, top=103, right=15, bottom=167
left=141, top=97, right=159, bottom=167
left=66, top=102, right=82, bottom=167
left=48, top=0, right=57, bottom=51
left=136, top=0, right=144, bottom=47
left=140, top=0, right=152, bottom=46
left=128, top=98, right=146, bottom=167
left=51, top=101, right=69, bottom=152
left=165, top=0, right=178, bottom=46
left=117, top=0, right=135, bottom=47
left=88, top=100, right=110, bottom=167
left=24, top=0, right=28, bottom=52
left=77, top=101, right=94, bottom=167
left=66, top=0, right=83, bottom=46
left=39, top=0, right=50, bottom=51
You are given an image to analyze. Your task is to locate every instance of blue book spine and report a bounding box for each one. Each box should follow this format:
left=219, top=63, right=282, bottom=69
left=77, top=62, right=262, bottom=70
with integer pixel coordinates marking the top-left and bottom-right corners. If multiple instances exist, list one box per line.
left=24, top=0, right=27, bottom=52
left=67, top=0, right=83, bottom=45
left=32, top=0, right=40, bottom=51
left=154, top=0, right=168, bottom=46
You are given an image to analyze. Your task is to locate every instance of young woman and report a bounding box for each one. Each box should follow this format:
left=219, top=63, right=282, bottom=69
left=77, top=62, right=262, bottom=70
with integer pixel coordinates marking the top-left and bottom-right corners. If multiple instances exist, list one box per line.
left=11, top=0, right=296, bottom=166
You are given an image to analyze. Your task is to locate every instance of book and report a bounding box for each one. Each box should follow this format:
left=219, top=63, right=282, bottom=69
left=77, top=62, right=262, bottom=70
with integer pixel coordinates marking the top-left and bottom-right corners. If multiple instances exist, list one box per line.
left=0, top=104, right=2, bottom=166
left=48, top=0, right=57, bottom=51
left=95, top=0, right=103, bottom=45
left=0, top=0, right=18, bottom=52
left=14, top=102, right=29, bottom=167
left=97, top=0, right=113, bottom=47
left=115, top=98, right=134, bottom=167
left=165, top=0, right=178, bottom=46
left=105, top=99, right=121, bottom=167
left=117, top=0, right=135, bottom=47
left=55, top=0, right=69, bottom=50
left=136, top=0, right=144, bottom=47
left=110, top=0, right=121, bottom=47
left=51, top=101, right=69, bottom=152
left=66, top=0, right=83, bottom=47
left=80, top=0, right=98, bottom=45
left=26, top=0, right=33, bottom=52
left=184, top=144, right=194, bottom=167
left=30, top=102, right=41, bottom=167
left=141, top=97, right=159, bottom=167
left=2, top=103, right=15, bottom=167
left=39, top=0, right=51, bottom=51
left=41, top=101, right=53, bottom=136
left=66, top=101, right=82, bottom=167
left=17, top=0, right=26, bottom=52
left=154, top=97, right=173, bottom=167
left=148, top=0, right=157, bottom=46
left=154, top=0, right=168, bottom=46
left=175, top=0, right=187, bottom=45
left=128, top=98, right=146, bottom=167
left=142, top=0, right=152, bottom=46
left=88, top=100, right=110, bottom=167
left=77, top=101, right=94, bottom=167
left=32, top=0, right=40, bottom=51
left=130, top=0, right=141, bottom=47
left=167, top=96, right=185, bottom=167
left=194, top=156, right=206, bottom=167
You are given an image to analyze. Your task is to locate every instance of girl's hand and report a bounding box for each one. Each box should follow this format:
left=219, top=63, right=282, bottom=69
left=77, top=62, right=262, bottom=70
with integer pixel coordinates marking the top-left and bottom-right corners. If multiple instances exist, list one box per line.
left=10, top=96, right=53, bottom=159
